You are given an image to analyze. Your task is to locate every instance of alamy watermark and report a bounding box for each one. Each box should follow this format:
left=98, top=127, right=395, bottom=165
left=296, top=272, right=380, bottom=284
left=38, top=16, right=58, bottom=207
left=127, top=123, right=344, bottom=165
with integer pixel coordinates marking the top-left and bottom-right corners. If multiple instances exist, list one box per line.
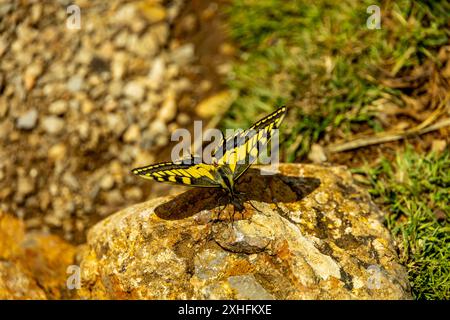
left=66, top=264, right=81, bottom=290
left=66, top=4, right=81, bottom=30
left=366, top=5, right=381, bottom=29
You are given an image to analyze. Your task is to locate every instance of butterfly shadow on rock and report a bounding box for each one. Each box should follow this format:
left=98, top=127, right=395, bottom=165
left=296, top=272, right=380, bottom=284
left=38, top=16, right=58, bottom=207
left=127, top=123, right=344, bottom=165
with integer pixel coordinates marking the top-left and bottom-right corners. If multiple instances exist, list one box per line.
left=154, top=168, right=321, bottom=221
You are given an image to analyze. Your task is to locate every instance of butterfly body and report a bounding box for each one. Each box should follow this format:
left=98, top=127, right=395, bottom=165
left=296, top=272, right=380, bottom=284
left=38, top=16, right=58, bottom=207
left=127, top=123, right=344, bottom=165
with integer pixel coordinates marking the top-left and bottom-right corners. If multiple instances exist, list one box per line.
left=132, top=106, right=287, bottom=211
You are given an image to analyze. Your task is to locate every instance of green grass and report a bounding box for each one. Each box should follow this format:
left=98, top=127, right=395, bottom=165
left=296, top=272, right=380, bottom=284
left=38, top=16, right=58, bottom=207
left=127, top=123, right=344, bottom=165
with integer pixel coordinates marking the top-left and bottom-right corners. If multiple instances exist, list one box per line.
left=222, top=0, right=450, bottom=299
left=354, top=148, right=450, bottom=299
left=222, top=0, right=450, bottom=160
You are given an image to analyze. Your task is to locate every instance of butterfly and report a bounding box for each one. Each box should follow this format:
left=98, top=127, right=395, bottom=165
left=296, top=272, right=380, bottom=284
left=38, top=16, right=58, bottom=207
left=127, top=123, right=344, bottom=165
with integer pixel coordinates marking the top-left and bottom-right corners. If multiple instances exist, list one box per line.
left=132, top=106, right=287, bottom=212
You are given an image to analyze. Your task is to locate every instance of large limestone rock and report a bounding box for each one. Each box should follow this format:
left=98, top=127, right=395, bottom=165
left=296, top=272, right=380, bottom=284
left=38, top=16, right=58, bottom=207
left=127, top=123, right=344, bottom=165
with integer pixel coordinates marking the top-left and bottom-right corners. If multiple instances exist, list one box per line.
left=76, top=164, right=412, bottom=299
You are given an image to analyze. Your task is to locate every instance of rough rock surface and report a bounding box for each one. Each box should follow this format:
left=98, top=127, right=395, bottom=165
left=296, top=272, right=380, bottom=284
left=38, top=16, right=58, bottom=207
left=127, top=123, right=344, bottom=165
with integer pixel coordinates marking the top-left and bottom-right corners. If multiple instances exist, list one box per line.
left=0, top=212, right=76, bottom=299
left=76, top=164, right=412, bottom=299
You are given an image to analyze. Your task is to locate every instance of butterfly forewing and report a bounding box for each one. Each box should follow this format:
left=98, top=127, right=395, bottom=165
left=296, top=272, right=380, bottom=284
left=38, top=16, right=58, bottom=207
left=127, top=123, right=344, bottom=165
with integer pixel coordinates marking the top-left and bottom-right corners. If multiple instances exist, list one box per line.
left=132, top=162, right=221, bottom=188
left=213, top=106, right=287, bottom=180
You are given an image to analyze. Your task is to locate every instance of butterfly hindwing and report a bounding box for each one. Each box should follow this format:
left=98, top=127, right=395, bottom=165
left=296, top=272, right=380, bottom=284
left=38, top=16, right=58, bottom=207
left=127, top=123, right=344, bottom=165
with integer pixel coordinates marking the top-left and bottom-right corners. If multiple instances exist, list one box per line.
left=132, top=161, right=221, bottom=188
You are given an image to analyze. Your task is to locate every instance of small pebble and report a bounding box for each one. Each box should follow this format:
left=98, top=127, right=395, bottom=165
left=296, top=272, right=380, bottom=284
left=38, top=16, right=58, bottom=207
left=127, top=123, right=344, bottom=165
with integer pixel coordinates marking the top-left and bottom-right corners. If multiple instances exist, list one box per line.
left=100, top=175, right=115, bottom=191
left=123, top=81, right=145, bottom=101
left=49, top=100, right=68, bottom=115
left=42, top=116, right=65, bottom=135
left=158, top=91, right=177, bottom=122
left=16, top=109, right=38, bottom=130
left=67, top=75, right=84, bottom=92
left=123, top=124, right=141, bottom=143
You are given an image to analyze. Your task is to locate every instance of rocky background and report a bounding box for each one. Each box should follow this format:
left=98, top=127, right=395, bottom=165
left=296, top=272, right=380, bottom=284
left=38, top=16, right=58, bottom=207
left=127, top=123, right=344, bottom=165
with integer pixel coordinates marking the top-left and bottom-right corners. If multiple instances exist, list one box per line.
left=0, top=0, right=233, bottom=243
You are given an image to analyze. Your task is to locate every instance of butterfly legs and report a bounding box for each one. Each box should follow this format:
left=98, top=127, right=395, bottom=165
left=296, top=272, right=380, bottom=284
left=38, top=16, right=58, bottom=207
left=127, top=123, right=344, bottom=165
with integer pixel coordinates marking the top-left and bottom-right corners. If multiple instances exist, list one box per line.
left=233, top=191, right=262, bottom=214
left=213, top=189, right=262, bottom=223
left=214, top=189, right=231, bottom=221
left=212, top=190, right=241, bottom=223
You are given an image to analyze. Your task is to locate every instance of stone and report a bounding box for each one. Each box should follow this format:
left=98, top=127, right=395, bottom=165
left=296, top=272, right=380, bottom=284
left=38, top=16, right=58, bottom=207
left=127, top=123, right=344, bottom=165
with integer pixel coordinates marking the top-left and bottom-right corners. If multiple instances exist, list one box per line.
left=75, top=164, right=412, bottom=299
left=81, top=99, right=95, bottom=114
left=170, top=44, right=194, bottom=65
left=76, top=48, right=93, bottom=65
left=113, top=3, right=136, bottom=24
left=16, top=109, right=38, bottom=130
left=176, top=113, right=190, bottom=126
left=42, top=116, right=64, bottom=135
left=157, top=91, right=177, bottom=122
left=0, top=260, right=47, bottom=299
left=103, top=190, right=124, bottom=206
left=166, top=64, right=179, bottom=79
left=62, top=172, right=80, bottom=191
left=99, top=175, right=115, bottom=191
left=49, top=100, right=68, bottom=115
left=103, top=99, right=117, bottom=112
left=124, top=187, right=143, bottom=201
left=0, top=213, right=76, bottom=299
left=228, top=275, right=275, bottom=300
left=130, top=18, right=146, bottom=34
left=111, top=52, right=127, bottom=80
left=17, top=176, right=35, bottom=198
left=152, top=23, right=169, bottom=45
left=141, top=119, right=168, bottom=149
left=123, top=124, right=141, bottom=143
left=134, top=32, right=159, bottom=58
left=24, top=61, right=44, bottom=91
left=123, top=81, right=145, bottom=101
left=0, top=213, right=24, bottom=260
left=108, top=81, right=123, bottom=98
left=77, top=121, right=90, bottom=140
left=68, top=99, right=80, bottom=112
left=0, top=96, right=7, bottom=118
left=66, top=75, right=84, bottom=92
left=106, top=113, right=126, bottom=136
left=139, top=2, right=167, bottom=24
left=170, top=78, right=191, bottom=94
left=148, top=56, right=165, bottom=89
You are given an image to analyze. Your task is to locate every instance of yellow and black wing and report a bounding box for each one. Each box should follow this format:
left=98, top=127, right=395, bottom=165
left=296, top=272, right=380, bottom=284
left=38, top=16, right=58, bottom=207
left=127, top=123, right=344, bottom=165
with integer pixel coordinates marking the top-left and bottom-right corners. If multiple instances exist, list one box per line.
left=214, top=106, right=287, bottom=181
left=131, top=159, right=221, bottom=188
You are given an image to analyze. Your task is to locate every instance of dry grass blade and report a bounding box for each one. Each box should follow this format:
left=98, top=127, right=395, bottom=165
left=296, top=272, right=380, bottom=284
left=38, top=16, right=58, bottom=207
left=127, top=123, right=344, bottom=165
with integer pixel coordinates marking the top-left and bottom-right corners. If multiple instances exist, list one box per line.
left=327, top=94, right=450, bottom=153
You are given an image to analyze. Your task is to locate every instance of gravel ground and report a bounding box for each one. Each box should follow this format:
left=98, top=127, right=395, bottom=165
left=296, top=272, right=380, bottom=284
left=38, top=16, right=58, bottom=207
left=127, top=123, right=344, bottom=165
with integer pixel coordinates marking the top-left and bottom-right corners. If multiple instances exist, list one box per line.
left=0, top=0, right=232, bottom=243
